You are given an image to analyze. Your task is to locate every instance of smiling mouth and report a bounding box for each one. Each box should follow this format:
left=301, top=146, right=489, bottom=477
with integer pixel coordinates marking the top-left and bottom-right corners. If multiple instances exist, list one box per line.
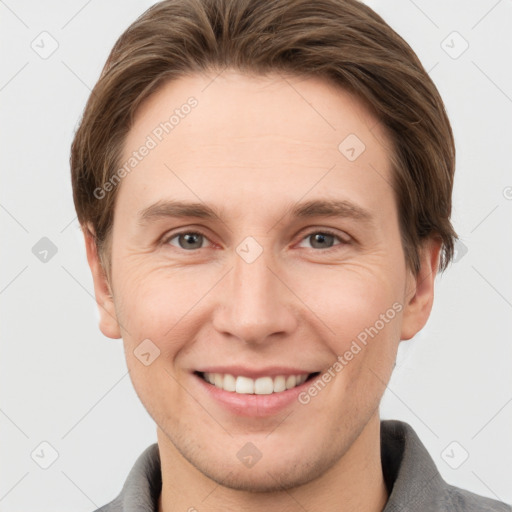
left=195, top=371, right=320, bottom=394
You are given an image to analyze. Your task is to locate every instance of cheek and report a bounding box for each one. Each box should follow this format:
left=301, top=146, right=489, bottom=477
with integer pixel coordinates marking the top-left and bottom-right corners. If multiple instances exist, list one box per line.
left=114, top=249, right=405, bottom=344
left=292, top=260, right=404, bottom=344
left=112, top=263, right=185, bottom=345
left=112, top=260, right=224, bottom=366
left=293, top=260, right=404, bottom=405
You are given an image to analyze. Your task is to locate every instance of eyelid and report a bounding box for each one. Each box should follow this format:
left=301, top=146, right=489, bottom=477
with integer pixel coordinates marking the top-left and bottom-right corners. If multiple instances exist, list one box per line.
left=162, top=226, right=351, bottom=251
left=295, top=227, right=351, bottom=249
left=162, top=228, right=215, bottom=249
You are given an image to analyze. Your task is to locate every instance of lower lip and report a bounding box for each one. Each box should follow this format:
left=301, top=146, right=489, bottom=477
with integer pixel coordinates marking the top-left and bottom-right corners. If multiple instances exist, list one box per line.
left=193, top=373, right=315, bottom=417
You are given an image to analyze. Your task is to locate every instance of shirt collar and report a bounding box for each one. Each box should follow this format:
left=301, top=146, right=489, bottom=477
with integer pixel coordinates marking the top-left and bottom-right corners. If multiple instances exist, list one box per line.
left=380, top=419, right=445, bottom=510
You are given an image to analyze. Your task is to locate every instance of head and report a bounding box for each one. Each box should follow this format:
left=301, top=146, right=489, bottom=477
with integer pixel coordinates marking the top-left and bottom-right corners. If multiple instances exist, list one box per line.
left=71, top=0, right=456, bottom=493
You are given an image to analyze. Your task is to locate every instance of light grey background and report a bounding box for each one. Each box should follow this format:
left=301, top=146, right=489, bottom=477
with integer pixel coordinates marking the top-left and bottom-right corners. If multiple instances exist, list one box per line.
left=1, top=0, right=511, bottom=510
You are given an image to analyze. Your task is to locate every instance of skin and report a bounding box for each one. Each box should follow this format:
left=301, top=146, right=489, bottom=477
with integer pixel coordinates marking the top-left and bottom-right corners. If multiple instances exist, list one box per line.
left=84, top=70, right=441, bottom=512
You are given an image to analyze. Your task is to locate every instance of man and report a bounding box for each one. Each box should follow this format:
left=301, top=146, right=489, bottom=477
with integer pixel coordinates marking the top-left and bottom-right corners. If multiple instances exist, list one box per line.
left=70, top=0, right=510, bottom=510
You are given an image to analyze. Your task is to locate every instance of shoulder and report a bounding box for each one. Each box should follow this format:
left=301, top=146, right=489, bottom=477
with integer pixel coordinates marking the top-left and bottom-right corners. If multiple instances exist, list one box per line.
left=90, top=443, right=161, bottom=512
left=443, top=484, right=511, bottom=512
left=380, top=420, right=511, bottom=512
left=92, top=496, right=123, bottom=512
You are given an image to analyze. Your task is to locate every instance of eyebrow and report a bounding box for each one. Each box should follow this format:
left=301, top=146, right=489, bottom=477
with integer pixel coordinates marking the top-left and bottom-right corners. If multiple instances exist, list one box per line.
left=137, top=198, right=374, bottom=226
left=291, top=199, right=374, bottom=224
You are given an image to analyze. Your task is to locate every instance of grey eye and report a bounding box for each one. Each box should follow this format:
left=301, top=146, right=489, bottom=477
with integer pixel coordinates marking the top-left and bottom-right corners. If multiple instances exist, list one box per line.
left=306, top=232, right=337, bottom=249
left=168, top=232, right=205, bottom=250
left=296, top=228, right=349, bottom=251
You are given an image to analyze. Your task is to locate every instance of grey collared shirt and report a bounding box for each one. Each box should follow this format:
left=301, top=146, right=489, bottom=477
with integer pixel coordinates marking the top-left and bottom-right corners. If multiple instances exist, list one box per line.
left=95, top=420, right=511, bottom=511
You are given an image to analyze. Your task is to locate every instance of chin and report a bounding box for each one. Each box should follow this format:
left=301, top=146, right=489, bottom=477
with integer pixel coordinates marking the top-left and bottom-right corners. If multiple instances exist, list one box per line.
left=168, top=427, right=342, bottom=494
left=195, top=457, right=330, bottom=493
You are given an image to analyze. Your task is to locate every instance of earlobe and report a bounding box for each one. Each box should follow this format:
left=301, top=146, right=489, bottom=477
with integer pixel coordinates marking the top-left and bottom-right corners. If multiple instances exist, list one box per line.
left=400, top=237, right=442, bottom=341
left=82, top=223, right=122, bottom=339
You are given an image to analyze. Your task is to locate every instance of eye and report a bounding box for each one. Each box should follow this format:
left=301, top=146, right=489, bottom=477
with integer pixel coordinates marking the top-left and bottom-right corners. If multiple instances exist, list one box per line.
left=297, top=229, right=349, bottom=250
left=162, top=228, right=349, bottom=252
left=164, top=231, right=212, bottom=250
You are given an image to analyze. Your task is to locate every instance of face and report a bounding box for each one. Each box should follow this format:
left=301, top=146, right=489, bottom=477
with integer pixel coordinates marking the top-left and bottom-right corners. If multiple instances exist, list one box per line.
left=85, top=70, right=439, bottom=492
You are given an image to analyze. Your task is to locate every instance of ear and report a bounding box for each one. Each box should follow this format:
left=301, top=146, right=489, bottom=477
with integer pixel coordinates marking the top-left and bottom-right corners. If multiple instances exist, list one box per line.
left=82, top=223, right=121, bottom=339
left=400, top=237, right=442, bottom=341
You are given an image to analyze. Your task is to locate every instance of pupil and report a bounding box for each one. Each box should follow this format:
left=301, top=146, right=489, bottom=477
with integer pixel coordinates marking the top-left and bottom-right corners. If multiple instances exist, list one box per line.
left=181, top=233, right=201, bottom=249
left=312, top=233, right=333, bottom=248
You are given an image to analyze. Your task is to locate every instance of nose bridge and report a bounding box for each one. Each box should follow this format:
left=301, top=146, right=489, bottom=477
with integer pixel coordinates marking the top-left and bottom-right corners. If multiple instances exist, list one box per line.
left=213, top=236, right=296, bottom=344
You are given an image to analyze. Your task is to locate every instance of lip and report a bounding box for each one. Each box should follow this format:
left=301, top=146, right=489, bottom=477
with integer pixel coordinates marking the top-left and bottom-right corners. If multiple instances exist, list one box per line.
left=192, top=370, right=319, bottom=417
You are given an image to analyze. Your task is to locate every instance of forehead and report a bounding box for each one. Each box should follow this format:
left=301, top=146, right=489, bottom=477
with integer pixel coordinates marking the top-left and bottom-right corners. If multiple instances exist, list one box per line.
left=117, top=70, right=395, bottom=220
left=126, top=69, right=388, bottom=154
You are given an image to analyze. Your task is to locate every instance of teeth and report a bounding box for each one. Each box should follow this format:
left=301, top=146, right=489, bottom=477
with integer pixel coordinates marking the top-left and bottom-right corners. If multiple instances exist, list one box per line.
left=273, top=375, right=286, bottom=392
left=223, top=373, right=236, bottom=392
left=202, top=372, right=310, bottom=394
left=235, top=376, right=254, bottom=394
left=254, top=376, right=273, bottom=395
left=214, top=373, right=223, bottom=388
left=286, top=375, right=296, bottom=389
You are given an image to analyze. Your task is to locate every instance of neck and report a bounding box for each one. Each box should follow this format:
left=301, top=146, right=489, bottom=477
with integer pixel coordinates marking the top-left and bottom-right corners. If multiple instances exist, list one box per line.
left=157, top=413, right=388, bottom=512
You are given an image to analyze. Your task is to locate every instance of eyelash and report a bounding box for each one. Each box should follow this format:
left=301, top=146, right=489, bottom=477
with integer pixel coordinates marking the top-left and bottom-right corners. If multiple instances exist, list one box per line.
left=297, top=229, right=350, bottom=250
left=161, top=228, right=350, bottom=252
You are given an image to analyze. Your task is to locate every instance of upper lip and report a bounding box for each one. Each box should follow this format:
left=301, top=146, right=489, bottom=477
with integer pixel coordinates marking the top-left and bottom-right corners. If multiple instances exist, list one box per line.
left=194, top=366, right=320, bottom=379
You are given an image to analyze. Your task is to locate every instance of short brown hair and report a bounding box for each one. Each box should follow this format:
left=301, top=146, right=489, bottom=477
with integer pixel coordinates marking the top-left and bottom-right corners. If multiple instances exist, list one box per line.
left=70, top=0, right=457, bottom=276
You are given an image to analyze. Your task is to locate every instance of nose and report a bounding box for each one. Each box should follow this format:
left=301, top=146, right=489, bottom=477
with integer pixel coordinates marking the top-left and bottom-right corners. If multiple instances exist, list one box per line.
left=212, top=241, right=298, bottom=346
